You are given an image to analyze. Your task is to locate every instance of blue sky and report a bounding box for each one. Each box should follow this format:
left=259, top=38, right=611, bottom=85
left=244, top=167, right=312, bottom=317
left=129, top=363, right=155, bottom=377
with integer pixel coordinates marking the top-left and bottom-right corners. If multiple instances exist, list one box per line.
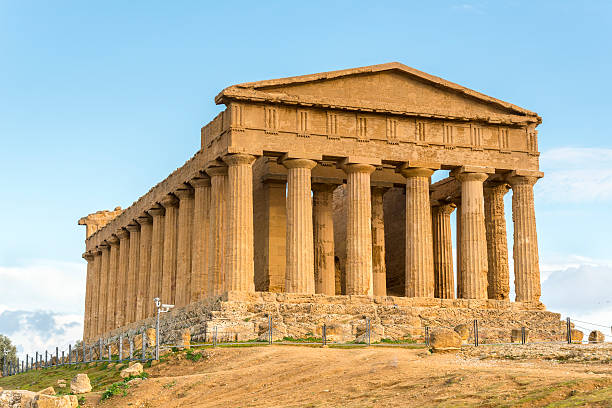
left=1, top=1, right=611, bottom=355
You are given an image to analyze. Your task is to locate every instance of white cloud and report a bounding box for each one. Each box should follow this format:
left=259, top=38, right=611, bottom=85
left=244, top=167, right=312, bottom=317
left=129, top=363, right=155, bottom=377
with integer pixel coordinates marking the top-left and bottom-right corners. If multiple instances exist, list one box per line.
left=537, top=147, right=612, bottom=203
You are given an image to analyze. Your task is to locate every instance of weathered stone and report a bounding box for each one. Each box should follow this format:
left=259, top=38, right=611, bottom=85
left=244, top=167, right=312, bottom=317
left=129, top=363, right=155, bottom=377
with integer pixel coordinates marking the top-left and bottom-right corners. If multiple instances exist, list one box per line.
left=588, top=330, right=605, bottom=343
left=181, top=328, right=191, bottom=349
left=429, top=329, right=462, bottom=353
left=38, top=387, right=55, bottom=395
left=70, top=373, right=92, bottom=394
left=510, top=328, right=529, bottom=343
left=120, top=362, right=143, bottom=378
left=571, top=329, right=584, bottom=344
left=33, top=394, right=77, bottom=408
left=453, top=324, right=470, bottom=344
left=0, top=390, right=36, bottom=408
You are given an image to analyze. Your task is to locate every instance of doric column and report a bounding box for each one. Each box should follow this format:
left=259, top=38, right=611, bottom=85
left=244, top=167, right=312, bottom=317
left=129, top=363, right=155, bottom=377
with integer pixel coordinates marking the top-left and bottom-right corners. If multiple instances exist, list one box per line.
left=454, top=170, right=489, bottom=299
left=106, top=235, right=120, bottom=332
left=92, top=248, right=102, bottom=338
left=82, top=252, right=94, bottom=341
left=207, top=165, right=228, bottom=296
left=508, top=173, right=541, bottom=302
left=160, top=194, right=179, bottom=304
left=97, top=243, right=110, bottom=336
left=431, top=202, right=455, bottom=299
left=401, top=167, right=435, bottom=298
left=312, top=183, right=336, bottom=295
left=454, top=201, right=463, bottom=298
left=371, top=186, right=388, bottom=297
left=344, top=163, right=376, bottom=295
left=483, top=181, right=510, bottom=300
left=283, top=158, right=317, bottom=294
left=190, top=177, right=211, bottom=302
left=136, top=214, right=153, bottom=321
left=126, top=223, right=141, bottom=323
left=175, top=185, right=195, bottom=306
left=223, top=153, right=256, bottom=292
left=148, top=205, right=165, bottom=316
left=116, top=229, right=130, bottom=328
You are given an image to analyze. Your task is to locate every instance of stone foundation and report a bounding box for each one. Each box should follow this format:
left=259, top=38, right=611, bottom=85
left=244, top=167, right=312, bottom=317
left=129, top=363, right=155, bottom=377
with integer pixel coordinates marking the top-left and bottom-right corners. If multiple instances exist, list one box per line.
left=99, top=292, right=567, bottom=346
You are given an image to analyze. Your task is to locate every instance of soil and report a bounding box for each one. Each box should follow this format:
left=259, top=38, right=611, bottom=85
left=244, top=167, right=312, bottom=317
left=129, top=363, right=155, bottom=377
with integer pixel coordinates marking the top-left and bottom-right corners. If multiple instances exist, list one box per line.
left=90, top=344, right=612, bottom=407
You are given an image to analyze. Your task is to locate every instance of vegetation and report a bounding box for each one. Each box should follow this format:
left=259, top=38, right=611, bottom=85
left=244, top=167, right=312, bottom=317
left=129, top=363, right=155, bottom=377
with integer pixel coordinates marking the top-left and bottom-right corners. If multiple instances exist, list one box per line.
left=101, top=372, right=148, bottom=400
left=0, top=334, right=18, bottom=371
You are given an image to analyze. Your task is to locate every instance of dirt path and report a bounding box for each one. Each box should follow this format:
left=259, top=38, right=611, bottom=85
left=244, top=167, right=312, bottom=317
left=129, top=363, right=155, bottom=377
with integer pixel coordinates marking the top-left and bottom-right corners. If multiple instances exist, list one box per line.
left=95, top=345, right=612, bottom=407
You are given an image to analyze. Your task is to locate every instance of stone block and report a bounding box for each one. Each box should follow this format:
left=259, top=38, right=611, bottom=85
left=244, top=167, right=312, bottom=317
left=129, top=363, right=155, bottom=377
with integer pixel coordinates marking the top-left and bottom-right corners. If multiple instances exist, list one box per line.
left=120, top=362, right=143, bottom=378
left=429, top=329, right=461, bottom=353
left=589, top=330, right=605, bottom=343
left=70, top=373, right=92, bottom=394
left=571, top=329, right=584, bottom=343
left=454, top=324, right=470, bottom=344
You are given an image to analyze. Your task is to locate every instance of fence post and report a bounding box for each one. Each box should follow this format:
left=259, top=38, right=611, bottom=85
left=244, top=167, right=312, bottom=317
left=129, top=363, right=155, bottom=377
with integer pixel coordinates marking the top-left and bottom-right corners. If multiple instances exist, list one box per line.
left=521, top=327, right=526, bottom=345
left=129, top=338, right=134, bottom=361
left=425, top=326, right=430, bottom=347
left=367, top=318, right=371, bottom=346
left=268, top=316, right=273, bottom=345
left=21, top=360, right=24, bottom=374
left=566, top=317, right=571, bottom=344
left=68, top=345, right=72, bottom=365
left=142, top=329, right=147, bottom=361
left=119, top=335, right=123, bottom=362
left=107, top=344, right=111, bottom=362
left=213, top=327, right=217, bottom=348
left=473, top=320, right=479, bottom=347
left=322, top=324, right=327, bottom=346
left=98, top=339, right=102, bottom=362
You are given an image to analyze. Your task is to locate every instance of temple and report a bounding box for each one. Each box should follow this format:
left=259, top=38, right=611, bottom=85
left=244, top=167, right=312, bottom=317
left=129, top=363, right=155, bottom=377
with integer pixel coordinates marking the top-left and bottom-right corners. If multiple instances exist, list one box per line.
left=79, top=63, right=544, bottom=342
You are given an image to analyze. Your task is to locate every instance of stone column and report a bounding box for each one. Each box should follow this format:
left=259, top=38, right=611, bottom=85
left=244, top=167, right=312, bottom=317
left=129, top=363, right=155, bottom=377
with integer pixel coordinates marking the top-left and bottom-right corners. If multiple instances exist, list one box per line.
left=82, top=252, right=94, bottom=341
left=107, top=235, right=120, bottom=332
left=116, top=229, right=130, bottom=328
left=92, top=248, right=102, bottom=338
left=312, top=183, right=336, bottom=295
left=126, top=223, right=141, bottom=323
left=431, top=202, right=455, bottom=299
left=371, top=186, right=388, bottom=297
left=401, top=167, right=435, bottom=298
left=148, top=206, right=165, bottom=316
left=136, top=214, right=153, bottom=320
left=283, top=158, right=317, bottom=294
left=345, top=163, right=376, bottom=295
left=508, top=174, right=541, bottom=302
left=175, top=186, right=195, bottom=306
left=190, top=177, right=211, bottom=302
left=207, top=165, right=228, bottom=296
left=223, top=153, right=256, bottom=292
left=455, top=171, right=489, bottom=299
left=98, top=243, right=110, bottom=335
left=483, top=182, right=510, bottom=300
left=160, top=195, right=179, bottom=304
left=454, top=201, right=463, bottom=298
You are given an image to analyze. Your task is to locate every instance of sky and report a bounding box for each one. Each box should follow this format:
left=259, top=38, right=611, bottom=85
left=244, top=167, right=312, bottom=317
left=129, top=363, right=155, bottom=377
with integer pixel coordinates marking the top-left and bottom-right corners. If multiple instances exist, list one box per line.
left=1, top=1, right=611, bottom=357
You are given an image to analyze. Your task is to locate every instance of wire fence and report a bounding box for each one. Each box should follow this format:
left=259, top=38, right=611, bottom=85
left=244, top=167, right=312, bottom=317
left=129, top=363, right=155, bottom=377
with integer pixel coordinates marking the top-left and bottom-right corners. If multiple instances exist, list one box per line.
left=1, top=315, right=610, bottom=377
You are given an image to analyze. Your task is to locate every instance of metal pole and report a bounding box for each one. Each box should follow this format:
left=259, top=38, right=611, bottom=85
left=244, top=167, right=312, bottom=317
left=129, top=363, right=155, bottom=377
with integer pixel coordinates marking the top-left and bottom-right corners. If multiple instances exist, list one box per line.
left=156, top=308, right=161, bottom=360
left=129, top=338, right=134, bottom=361
left=473, top=320, right=479, bottom=347
left=119, top=335, right=123, bottom=362
left=268, top=316, right=273, bottom=345
left=367, top=318, right=371, bottom=346
left=425, top=326, right=430, bottom=347
left=142, top=329, right=147, bottom=361
left=35, top=352, right=39, bottom=369
left=566, top=317, right=571, bottom=344
left=61, top=351, right=64, bottom=367
left=68, top=345, right=72, bottom=365
left=322, top=324, right=326, bottom=346
left=99, top=339, right=102, bottom=362
left=521, top=327, right=526, bottom=345
left=55, top=347, right=58, bottom=367
left=108, top=344, right=111, bottom=362
left=45, top=351, right=48, bottom=368
left=213, top=327, right=217, bottom=348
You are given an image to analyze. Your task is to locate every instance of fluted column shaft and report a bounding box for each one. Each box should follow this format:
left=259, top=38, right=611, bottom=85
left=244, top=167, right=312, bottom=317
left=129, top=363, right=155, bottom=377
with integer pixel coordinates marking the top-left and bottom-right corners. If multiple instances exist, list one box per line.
left=190, top=178, right=211, bottom=301
left=208, top=166, right=228, bottom=296
left=223, top=153, right=256, bottom=292
left=82, top=252, right=94, bottom=341
left=312, top=184, right=336, bottom=295
left=116, top=229, right=130, bottom=328
left=345, top=164, right=376, bottom=295
left=484, top=182, right=510, bottom=300
left=136, top=214, right=153, bottom=321
left=456, top=171, right=489, bottom=299
left=98, top=244, right=110, bottom=335
left=402, top=168, right=435, bottom=298
left=283, top=159, right=317, bottom=293
left=148, top=206, right=165, bottom=316
left=161, top=195, right=179, bottom=304
left=509, top=175, right=541, bottom=302
left=371, top=186, right=388, bottom=296
left=432, top=203, right=455, bottom=299
left=107, top=237, right=120, bottom=332
left=455, top=202, right=463, bottom=299
left=92, top=249, right=102, bottom=338
left=175, top=187, right=195, bottom=306
left=126, top=224, right=141, bottom=323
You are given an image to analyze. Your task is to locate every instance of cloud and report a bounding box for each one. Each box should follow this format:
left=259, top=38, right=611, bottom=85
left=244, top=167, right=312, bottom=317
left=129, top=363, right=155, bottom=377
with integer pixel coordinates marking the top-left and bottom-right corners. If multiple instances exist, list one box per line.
left=537, top=147, right=612, bottom=203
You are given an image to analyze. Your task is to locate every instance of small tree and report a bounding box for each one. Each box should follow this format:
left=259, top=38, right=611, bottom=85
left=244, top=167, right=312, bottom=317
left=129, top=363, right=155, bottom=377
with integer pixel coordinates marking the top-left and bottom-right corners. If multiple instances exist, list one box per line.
left=0, top=334, right=18, bottom=373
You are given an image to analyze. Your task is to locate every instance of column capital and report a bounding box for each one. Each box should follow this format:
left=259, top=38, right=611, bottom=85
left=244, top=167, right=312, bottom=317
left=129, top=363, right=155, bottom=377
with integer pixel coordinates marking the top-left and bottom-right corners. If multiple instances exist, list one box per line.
left=82, top=252, right=94, bottom=261
left=126, top=223, right=140, bottom=233
left=431, top=201, right=456, bottom=215
left=137, top=213, right=153, bottom=225
left=205, top=163, right=228, bottom=177
left=147, top=205, right=165, bottom=217
left=484, top=180, right=511, bottom=191
left=160, top=194, right=179, bottom=208
left=222, top=153, right=256, bottom=167
left=453, top=171, right=488, bottom=183
left=281, top=158, right=317, bottom=170
left=401, top=167, right=434, bottom=178
left=116, top=228, right=129, bottom=240
left=190, top=176, right=211, bottom=188
left=507, top=173, right=541, bottom=187
left=93, top=247, right=103, bottom=255
left=107, top=235, right=120, bottom=246
left=99, top=242, right=110, bottom=250
left=343, top=163, right=376, bottom=174
left=174, top=185, right=194, bottom=200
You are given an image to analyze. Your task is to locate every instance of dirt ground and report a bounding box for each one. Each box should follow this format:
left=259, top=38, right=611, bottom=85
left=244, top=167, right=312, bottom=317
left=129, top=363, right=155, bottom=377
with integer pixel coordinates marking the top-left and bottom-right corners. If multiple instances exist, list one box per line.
left=93, top=344, right=612, bottom=408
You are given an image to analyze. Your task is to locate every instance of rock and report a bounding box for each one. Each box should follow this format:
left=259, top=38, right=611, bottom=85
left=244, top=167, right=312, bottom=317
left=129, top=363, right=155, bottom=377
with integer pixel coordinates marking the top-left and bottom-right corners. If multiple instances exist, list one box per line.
left=453, top=324, right=470, bottom=344
left=510, top=328, right=529, bottom=343
left=67, top=395, right=78, bottom=408
left=571, top=329, right=584, bottom=343
left=0, top=390, right=36, bottom=408
left=429, top=329, right=462, bottom=353
left=146, top=328, right=156, bottom=348
left=33, top=394, right=75, bottom=408
left=38, top=387, right=55, bottom=395
left=127, top=378, right=143, bottom=386
left=70, top=373, right=92, bottom=394
left=589, top=330, right=605, bottom=343
left=181, top=328, right=191, bottom=349
left=120, top=362, right=143, bottom=378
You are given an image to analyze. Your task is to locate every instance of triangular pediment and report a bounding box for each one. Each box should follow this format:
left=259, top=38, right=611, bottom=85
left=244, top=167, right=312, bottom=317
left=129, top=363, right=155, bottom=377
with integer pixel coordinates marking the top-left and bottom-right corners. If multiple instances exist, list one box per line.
left=216, top=63, right=539, bottom=123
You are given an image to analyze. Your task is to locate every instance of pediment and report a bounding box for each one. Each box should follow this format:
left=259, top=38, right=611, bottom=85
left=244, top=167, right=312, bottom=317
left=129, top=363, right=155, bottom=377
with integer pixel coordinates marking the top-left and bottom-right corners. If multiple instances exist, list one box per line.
left=216, top=63, right=540, bottom=124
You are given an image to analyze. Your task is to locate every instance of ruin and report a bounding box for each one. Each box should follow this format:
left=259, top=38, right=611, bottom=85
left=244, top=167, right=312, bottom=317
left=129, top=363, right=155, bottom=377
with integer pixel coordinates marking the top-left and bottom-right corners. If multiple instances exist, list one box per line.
left=79, top=63, right=559, bottom=343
